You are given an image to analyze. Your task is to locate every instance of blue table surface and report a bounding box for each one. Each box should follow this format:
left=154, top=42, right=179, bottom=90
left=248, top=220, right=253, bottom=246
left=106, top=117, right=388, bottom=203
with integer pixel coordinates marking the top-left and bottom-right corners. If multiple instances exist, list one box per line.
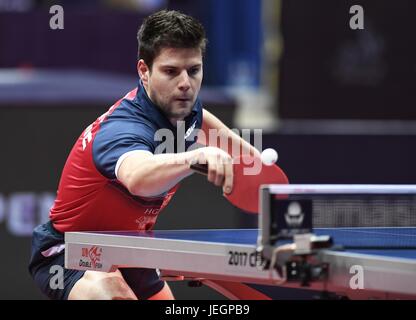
left=90, top=228, right=416, bottom=260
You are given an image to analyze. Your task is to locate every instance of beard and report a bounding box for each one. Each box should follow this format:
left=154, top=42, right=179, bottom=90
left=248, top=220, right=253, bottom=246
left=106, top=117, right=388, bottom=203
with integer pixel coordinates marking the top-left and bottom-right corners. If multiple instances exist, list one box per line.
left=151, top=93, right=195, bottom=121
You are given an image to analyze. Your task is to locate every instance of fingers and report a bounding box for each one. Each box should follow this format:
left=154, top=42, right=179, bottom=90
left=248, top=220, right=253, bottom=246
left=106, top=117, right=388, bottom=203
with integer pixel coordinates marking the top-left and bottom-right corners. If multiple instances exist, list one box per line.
left=194, top=147, right=233, bottom=191
left=222, top=160, right=233, bottom=194
left=207, top=158, right=218, bottom=184
left=207, top=153, right=225, bottom=187
left=213, top=161, right=225, bottom=187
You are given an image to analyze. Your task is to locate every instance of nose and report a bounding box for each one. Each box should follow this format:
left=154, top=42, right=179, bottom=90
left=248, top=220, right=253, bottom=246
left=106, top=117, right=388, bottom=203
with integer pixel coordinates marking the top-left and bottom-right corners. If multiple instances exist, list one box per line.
left=178, top=70, right=191, bottom=92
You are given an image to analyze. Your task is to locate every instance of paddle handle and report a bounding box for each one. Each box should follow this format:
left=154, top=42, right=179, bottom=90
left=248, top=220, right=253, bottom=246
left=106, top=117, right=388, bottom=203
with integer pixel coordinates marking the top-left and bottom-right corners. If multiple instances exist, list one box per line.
left=190, top=163, right=208, bottom=175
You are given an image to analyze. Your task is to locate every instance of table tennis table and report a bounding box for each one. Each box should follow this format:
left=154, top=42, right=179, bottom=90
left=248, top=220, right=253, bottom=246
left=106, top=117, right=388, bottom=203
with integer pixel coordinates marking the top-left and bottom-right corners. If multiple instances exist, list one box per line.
left=65, top=227, right=416, bottom=299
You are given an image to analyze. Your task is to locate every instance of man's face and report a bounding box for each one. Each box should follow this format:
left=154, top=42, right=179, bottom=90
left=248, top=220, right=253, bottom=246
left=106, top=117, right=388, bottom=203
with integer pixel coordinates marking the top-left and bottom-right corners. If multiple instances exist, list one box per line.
left=138, top=47, right=203, bottom=123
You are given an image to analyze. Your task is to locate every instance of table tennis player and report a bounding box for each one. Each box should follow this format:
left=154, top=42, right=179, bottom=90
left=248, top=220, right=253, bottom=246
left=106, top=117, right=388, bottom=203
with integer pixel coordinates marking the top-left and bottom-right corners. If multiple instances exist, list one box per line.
left=28, top=10, right=265, bottom=300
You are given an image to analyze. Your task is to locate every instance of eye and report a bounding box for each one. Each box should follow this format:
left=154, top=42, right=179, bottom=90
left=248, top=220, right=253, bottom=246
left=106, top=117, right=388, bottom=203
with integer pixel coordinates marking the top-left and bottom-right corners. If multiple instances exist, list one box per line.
left=164, top=68, right=176, bottom=76
left=188, top=67, right=200, bottom=76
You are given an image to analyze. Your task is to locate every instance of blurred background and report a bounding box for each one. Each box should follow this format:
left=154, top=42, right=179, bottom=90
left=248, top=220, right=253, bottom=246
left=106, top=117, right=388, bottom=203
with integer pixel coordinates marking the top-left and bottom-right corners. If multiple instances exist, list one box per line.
left=1, top=0, right=416, bottom=299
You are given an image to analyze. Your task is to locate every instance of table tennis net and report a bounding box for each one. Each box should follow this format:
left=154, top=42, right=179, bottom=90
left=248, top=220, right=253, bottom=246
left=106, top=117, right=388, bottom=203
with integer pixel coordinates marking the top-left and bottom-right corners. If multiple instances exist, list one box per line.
left=285, top=195, right=416, bottom=249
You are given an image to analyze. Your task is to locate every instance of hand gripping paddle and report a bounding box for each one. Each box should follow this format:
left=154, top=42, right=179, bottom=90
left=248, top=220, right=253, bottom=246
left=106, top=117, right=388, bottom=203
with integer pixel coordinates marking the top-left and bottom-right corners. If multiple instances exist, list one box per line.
left=190, top=154, right=289, bottom=214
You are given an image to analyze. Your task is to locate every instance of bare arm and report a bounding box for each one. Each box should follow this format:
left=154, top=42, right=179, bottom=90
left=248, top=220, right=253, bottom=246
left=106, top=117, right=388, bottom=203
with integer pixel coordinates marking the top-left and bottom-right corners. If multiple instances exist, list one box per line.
left=117, top=147, right=233, bottom=198
left=118, top=109, right=246, bottom=198
left=117, top=151, right=195, bottom=198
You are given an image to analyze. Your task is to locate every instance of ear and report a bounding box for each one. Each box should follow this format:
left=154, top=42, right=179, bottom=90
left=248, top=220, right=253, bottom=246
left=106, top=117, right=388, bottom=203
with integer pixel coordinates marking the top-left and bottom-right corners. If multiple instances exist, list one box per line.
left=137, top=60, right=150, bottom=87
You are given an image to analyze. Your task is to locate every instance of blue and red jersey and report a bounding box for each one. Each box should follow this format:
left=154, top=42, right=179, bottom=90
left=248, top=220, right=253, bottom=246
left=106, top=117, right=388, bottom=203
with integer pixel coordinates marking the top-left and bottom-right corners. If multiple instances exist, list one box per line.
left=50, top=82, right=203, bottom=232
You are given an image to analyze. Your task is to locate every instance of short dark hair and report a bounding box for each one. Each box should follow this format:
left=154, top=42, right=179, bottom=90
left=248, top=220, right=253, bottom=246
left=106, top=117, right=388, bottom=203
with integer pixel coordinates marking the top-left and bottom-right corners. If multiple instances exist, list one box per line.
left=137, top=10, right=207, bottom=69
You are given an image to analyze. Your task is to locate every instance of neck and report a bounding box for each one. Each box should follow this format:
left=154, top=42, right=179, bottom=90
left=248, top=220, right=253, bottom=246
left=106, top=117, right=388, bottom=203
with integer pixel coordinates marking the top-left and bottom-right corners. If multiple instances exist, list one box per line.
left=168, top=117, right=185, bottom=127
left=141, top=82, right=188, bottom=126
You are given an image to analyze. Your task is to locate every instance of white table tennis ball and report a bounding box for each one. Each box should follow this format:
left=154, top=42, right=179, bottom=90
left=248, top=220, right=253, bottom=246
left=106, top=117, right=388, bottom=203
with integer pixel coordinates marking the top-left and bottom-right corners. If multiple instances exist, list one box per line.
left=261, top=148, right=278, bottom=166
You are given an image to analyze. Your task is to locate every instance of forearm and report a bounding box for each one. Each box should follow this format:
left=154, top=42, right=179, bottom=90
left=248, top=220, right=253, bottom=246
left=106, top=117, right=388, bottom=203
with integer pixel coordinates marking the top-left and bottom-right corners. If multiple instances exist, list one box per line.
left=200, top=109, right=261, bottom=158
left=223, top=127, right=261, bottom=158
left=122, top=151, right=196, bottom=198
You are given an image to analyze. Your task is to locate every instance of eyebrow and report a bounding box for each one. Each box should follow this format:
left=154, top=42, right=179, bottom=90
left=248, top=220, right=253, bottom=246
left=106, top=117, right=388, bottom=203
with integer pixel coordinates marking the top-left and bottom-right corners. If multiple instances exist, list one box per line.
left=159, top=64, right=202, bottom=69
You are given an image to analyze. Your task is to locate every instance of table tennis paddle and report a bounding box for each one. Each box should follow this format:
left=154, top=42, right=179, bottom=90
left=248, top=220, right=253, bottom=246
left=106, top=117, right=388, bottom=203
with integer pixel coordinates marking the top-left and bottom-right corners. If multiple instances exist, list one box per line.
left=190, top=154, right=289, bottom=214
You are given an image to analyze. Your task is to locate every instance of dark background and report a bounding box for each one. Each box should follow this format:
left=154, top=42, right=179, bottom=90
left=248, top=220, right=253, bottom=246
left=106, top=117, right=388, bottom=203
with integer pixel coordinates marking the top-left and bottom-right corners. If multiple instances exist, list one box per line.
left=279, top=0, right=416, bottom=119
left=0, top=0, right=415, bottom=299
